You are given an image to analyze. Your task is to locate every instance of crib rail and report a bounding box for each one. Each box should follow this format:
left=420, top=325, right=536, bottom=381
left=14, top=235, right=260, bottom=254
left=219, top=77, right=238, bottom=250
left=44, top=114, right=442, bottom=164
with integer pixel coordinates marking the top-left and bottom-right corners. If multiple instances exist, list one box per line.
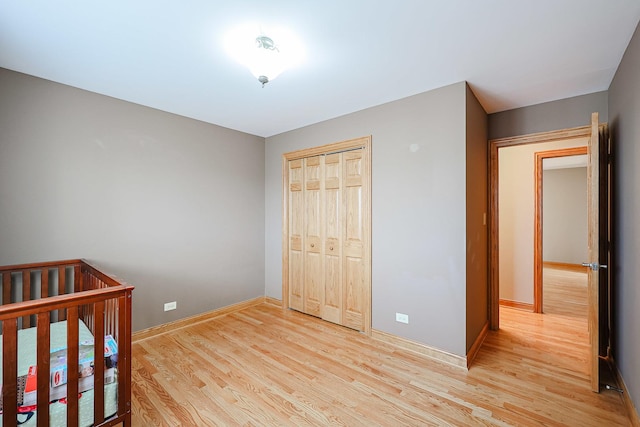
left=0, top=259, right=133, bottom=427
left=0, top=259, right=81, bottom=329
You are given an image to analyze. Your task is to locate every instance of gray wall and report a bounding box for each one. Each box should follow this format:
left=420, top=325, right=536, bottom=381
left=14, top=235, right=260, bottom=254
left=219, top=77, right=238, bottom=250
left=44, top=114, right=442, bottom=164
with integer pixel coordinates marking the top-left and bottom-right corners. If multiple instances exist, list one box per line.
left=465, top=84, right=488, bottom=351
left=542, top=167, right=588, bottom=264
left=0, top=68, right=266, bottom=332
left=489, top=91, right=608, bottom=140
left=266, top=82, right=471, bottom=357
left=609, top=20, right=640, bottom=418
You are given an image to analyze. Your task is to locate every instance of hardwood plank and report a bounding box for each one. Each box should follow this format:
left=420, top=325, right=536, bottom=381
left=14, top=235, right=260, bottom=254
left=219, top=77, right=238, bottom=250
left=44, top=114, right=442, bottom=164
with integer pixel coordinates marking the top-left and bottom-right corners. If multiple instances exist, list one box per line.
left=131, top=301, right=631, bottom=426
left=543, top=266, right=588, bottom=318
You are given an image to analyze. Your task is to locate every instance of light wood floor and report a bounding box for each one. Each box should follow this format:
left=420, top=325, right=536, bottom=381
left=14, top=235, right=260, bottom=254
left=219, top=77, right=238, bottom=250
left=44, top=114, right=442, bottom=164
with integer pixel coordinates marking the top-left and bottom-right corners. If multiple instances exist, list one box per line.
left=130, top=295, right=629, bottom=425
left=543, top=266, right=588, bottom=318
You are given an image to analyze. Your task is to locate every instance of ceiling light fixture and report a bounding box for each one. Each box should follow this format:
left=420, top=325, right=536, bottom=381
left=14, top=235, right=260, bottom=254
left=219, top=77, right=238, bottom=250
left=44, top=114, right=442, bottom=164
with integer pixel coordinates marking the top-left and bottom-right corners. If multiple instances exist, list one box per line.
left=225, top=25, right=304, bottom=87
left=252, top=35, right=282, bottom=87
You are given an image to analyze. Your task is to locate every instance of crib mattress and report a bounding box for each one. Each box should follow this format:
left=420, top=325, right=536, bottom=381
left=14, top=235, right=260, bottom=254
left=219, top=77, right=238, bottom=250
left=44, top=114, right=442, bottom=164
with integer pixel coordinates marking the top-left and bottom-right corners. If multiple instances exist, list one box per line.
left=0, top=320, right=118, bottom=426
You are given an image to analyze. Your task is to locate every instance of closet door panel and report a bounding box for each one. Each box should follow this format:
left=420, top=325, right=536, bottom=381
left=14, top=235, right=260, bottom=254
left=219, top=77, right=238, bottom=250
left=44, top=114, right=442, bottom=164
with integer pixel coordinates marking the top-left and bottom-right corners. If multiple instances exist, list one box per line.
left=344, top=257, right=365, bottom=330
left=324, top=153, right=341, bottom=191
left=288, top=160, right=304, bottom=311
left=323, top=255, right=341, bottom=323
left=343, top=150, right=366, bottom=330
left=344, top=185, right=363, bottom=257
left=344, top=151, right=364, bottom=188
left=289, top=250, right=304, bottom=311
left=323, top=154, right=342, bottom=323
left=304, top=157, right=323, bottom=317
left=304, top=251, right=322, bottom=316
left=345, top=153, right=364, bottom=248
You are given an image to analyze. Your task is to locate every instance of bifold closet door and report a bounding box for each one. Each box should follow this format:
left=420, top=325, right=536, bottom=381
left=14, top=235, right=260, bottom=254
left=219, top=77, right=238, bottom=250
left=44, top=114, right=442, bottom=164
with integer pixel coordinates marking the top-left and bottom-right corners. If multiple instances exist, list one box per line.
left=286, top=142, right=369, bottom=332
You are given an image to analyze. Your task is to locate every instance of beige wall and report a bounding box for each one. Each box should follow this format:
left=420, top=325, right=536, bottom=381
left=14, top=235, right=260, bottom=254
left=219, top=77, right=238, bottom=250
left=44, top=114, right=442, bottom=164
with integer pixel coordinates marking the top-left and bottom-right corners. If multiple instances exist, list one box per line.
left=542, top=166, right=588, bottom=264
left=498, top=137, right=587, bottom=303
left=266, top=82, right=477, bottom=357
left=0, top=68, right=266, bottom=332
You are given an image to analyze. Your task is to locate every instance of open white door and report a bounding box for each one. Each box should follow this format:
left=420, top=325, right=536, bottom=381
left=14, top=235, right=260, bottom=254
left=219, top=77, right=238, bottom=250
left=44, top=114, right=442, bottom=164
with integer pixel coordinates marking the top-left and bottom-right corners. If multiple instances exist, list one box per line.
left=584, top=112, right=610, bottom=393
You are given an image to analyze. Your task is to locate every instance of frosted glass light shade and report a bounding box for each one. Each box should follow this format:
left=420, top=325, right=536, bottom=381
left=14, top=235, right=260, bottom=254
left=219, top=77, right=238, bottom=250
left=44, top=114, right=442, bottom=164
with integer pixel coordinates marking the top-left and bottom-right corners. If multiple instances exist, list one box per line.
left=247, top=37, right=286, bottom=82
left=225, top=25, right=304, bottom=85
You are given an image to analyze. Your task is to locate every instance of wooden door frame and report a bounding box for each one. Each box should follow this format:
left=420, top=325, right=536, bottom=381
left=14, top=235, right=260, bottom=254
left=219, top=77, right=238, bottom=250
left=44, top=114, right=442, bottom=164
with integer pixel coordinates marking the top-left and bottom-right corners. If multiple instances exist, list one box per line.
left=533, top=146, right=588, bottom=313
left=488, top=126, right=592, bottom=330
left=282, top=136, right=372, bottom=335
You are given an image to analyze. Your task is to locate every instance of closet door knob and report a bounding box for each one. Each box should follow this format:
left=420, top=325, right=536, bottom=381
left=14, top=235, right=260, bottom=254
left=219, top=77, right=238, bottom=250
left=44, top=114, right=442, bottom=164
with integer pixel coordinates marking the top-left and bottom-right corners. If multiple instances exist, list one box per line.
left=329, top=246, right=334, bottom=251
left=310, top=243, right=315, bottom=248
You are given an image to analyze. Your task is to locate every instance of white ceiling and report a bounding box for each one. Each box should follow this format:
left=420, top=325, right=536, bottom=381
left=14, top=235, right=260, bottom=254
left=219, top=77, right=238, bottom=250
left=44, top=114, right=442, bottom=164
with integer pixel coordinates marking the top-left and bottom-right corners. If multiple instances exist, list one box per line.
left=1, top=1, right=639, bottom=137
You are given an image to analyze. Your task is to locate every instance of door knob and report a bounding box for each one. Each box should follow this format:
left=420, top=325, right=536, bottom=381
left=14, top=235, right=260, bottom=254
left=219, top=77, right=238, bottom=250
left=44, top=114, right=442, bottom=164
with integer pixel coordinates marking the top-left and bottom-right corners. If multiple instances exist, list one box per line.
left=582, top=262, right=608, bottom=271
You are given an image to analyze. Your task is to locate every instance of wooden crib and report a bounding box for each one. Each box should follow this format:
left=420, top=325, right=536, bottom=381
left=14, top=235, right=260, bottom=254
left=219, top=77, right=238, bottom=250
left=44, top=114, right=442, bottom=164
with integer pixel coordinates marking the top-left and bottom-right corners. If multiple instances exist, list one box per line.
left=0, top=259, right=134, bottom=427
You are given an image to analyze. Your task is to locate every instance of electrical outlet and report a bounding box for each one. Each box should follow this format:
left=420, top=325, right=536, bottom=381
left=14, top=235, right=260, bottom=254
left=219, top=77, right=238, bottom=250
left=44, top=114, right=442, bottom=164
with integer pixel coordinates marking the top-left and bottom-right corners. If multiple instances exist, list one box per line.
left=164, top=301, right=177, bottom=311
left=395, top=312, right=409, bottom=324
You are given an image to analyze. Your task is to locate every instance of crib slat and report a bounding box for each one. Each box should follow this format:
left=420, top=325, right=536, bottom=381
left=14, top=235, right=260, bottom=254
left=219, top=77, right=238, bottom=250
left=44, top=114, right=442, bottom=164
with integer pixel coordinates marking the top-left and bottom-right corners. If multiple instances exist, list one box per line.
left=74, top=265, right=81, bottom=292
left=94, top=301, right=105, bottom=425
left=66, top=306, right=79, bottom=427
left=123, top=289, right=132, bottom=425
left=41, top=268, right=49, bottom=298
left=118, top=294, right=128, bottom=420
left=58, top=266, right=67, bottom=321
left=2, top=318, right=18, bottom=427
left=1, top=273, right=10, bottom=306
left=22, top=271, right=31, bottom=328
left=79, top=266, right=86, bottom=321
left=41, top=269, right=50, bottom=323
left=106, top=298, right=112, bottom=338
left=36, top=312, right=51, bottom=427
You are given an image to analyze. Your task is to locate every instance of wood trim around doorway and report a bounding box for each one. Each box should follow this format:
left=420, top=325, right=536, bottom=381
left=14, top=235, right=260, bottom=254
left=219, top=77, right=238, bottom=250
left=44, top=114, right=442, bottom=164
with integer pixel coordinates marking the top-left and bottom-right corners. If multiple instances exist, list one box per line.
left=488, top=125, right=591, bottom=330
left=533, top=146, right=587, bottom=313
